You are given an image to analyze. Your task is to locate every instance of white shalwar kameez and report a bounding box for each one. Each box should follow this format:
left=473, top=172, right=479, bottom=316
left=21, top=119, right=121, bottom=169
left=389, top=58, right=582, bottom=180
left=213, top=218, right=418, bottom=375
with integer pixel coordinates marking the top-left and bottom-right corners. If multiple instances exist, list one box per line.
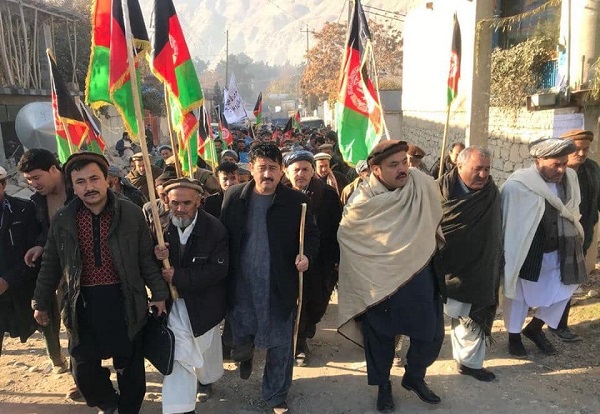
left=162, top=299, right=223, bottom=413
left=503, top=182, right=579, bottom=333
left=162, top=217, right=224, bottom=414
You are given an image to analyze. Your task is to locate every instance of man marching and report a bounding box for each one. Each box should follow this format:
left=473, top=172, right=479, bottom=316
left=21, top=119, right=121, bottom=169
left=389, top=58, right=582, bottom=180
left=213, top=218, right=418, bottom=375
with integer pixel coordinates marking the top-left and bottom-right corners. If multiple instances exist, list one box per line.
left=154, top=178, right=229, bottom=414
left=220, top=143, right=319, bottom=414
left=338, top=140, right=445, bottom=413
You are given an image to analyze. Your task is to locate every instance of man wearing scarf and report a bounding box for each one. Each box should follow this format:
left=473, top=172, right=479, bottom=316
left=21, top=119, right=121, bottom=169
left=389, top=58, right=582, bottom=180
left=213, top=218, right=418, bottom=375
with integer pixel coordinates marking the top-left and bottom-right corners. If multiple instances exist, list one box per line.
left=154, top=178, right=229, bottom=414
left=435, top=147, right=502, bottom=382
left=338, top=140, right=445, bottom=413
left=502, top=137, right=586, bottom=358
left=283, top=150, right=342, bottom=366
left=552, top=129, right=600, bottom=342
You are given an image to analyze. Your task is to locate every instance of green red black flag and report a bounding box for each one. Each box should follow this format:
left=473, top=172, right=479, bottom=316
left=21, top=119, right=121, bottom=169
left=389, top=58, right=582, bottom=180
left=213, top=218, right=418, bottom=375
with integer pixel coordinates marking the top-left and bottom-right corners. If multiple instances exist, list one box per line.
left=216, top=105, right=233, bottom=146
left=335, top=0, right=383, bottom=165
left=47, top=50, right=88, bottom=162
left=447, top=13, right=461, bottom=105
left=253, top=92, right=263, bottom=125
left=151, top=0, right=203, bottom=113
left=79, top=101, right=107, bottom=154
left=86, top=0, right=149, bottom=139
left=283, top=117, right=293, bottom=140
left=293, top=110, right=301, bottom=130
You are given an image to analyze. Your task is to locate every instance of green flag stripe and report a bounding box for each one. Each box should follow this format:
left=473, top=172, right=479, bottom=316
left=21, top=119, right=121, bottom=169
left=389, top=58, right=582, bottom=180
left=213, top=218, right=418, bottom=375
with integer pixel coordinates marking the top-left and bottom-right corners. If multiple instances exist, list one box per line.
left=56, top=135, right=71, bottom=164
left=336, top=102, right=378, bottom=166
left=174, top=60, right=203, bottom=112
left=86, top=46, right=111, bottom=106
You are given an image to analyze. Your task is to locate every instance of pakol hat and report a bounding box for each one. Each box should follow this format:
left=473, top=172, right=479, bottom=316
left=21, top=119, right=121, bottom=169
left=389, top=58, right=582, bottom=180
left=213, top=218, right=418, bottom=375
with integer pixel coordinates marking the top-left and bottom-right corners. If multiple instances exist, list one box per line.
left=314, top=152, right=332, bottom=161
left=407, top=144, right=426, bottom=158
left=0, top=166, right=7, bottom=180
left=130, top=152, right=144, bottom=161
left=368, top=140, right=409, bottom=166
left=559, top=129, right=594, bottom=142
left=63, top=152, right=109, bottom=177
left=163, top=177, right=204, bottom=194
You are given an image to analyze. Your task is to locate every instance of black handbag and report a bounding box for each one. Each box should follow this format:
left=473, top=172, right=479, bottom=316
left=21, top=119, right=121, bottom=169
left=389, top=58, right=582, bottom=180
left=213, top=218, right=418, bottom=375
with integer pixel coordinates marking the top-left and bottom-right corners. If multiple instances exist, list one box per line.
left=142, top=310, right=175, bottom=375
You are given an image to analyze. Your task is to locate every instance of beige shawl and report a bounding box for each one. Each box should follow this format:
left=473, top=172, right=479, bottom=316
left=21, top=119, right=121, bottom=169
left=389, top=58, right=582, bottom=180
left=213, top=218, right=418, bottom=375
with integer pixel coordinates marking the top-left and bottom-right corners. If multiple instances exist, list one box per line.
left=337, top=168, right=445, bottom=346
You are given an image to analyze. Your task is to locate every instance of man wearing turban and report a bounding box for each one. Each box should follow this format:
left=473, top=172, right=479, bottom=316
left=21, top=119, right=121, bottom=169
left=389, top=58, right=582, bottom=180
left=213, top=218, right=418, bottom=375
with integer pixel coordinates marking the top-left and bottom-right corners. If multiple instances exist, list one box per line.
left=501, top=137, right=587, bottom=358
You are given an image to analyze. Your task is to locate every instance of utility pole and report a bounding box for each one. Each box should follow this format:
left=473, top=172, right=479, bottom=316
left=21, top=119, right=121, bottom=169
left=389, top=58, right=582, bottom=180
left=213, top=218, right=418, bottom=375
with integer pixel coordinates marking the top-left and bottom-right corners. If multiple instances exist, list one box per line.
left=348, top=0, right=353, bottom=26
left=225, top=29, right=229, bottom=86
left=300, top=24, right=310, bottom=67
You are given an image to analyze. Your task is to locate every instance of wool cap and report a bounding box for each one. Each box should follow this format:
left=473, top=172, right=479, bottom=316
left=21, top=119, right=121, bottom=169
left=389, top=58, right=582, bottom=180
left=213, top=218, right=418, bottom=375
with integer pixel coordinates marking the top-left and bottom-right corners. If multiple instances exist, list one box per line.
left=407, top=144, right=426, bottom=158
left=318, top=143, right=334, bottom=151
left=314, top=152, right=332, bottom=162
left=221, top=149, right=239, bottom=162
left=107, top=165, right=124, bottom=178
left=130, top=152, right=144, bottom=161
left=157, top=145, right=173, bottom=152
left=163, top=177, right=204, bottom=194
left=529, top=137, right=576, bottom=158
left=355, top=160, right=369, bottom=174
left=368, top=140, right=409, bottom=166
left=63, top=152, right=109, bottom=177
left=559, top=129, right=594, bottom=142
left=0, top=166, right=6, bottom=180
left=283, top=150, right=315, bottom=167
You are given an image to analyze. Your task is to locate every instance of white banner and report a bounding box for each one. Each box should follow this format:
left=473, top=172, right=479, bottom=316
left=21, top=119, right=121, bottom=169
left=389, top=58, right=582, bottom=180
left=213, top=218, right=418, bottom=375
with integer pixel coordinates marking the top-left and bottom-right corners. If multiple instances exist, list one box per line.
left=223, top=75, right=247, bottom=123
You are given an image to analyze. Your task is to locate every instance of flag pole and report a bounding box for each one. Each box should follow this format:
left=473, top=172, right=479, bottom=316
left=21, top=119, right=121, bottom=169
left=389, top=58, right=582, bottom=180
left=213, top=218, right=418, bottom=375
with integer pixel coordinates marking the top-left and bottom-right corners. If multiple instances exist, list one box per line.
left=438, top=104, right=451, bottom=179
left=164, top=86, right=183, bottom=178
left=187, top=143, right=194, bottom=179
left=61, top=120, right=77, bottom=155
left=121, top=0, right=178, bottom=299
left=368, top=44, right=391, bottom=140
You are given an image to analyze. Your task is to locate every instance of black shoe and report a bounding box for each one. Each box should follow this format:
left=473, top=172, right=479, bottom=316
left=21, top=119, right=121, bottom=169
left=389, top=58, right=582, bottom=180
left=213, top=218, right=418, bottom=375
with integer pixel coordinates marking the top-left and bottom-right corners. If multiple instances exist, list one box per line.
left=508, top=334, right=527, bottom=358
left=222, top=343, right=233, bottom=361
left=273, top=401, right=289, bottom=414
left=376, top=381, right=395, bottom=413
left=522, top=327, right=557, bottom=355
left=197, top=382, right=212, bottom=402
left=457, top=363, right=496, bottom=382
left=239, top=359, right=253, bottom=380
left=401, top=376, right=441, bottom=405
left=549, top=327, right=582, bottom=343
left=97, top=407, right=117, bottom=414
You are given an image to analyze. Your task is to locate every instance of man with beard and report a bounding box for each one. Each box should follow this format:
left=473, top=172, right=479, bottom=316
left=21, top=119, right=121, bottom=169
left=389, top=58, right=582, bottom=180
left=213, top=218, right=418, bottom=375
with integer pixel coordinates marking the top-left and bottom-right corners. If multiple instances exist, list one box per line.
left=551, top=129, right=600, bottom=342
left=502, top=138, right=586, bottom=357
left=33, top=152, right=168, bottom=414
left=435, top=147, right=501, bottom=382
left=283, top=150, right=342, bottom=366
left=126, top=152, right=164, bottom=200
left=338, top=140, right=445, bottom=413
left=154, top=178, right=228, bottom=414
left=220, top=143, right=319, bottom=414
left=430, top=142, right=465, bottom=179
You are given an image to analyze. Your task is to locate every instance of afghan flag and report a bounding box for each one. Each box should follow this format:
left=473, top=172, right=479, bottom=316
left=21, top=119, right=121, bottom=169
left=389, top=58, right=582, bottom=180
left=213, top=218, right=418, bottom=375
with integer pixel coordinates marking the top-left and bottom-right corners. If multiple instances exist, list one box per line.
left=79, top=101, right=107, bottom=154
left=293, top=110, right=301, bottom=129
left=335, top=0, right=383, bottom=166
left=47, top=50, right=88, bottom=163
left=85, top=0, right=149, bottom=139
left=198, top=105, right=219, bottom=169
left=282, top=117, right=293, bottom=140
left=447, top=13, right=461, bottom=105
left=253, top=92, right=263, bottom=126
left=216, top=105, right=233, bottom=146
left=170, top=93, right=199, bottom=174
left=151, top=0, right=203, bottom=114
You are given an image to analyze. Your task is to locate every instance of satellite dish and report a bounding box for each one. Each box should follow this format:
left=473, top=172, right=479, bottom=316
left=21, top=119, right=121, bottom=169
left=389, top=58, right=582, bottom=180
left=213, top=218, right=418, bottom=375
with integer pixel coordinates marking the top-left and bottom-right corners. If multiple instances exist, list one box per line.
left=15, top=102, right=56, bottom=152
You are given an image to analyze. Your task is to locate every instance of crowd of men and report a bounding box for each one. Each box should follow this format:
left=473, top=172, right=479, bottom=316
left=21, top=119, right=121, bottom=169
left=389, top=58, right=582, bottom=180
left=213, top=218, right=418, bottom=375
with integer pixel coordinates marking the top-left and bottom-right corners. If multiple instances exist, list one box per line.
left=0, top=125, right=598, bottom=414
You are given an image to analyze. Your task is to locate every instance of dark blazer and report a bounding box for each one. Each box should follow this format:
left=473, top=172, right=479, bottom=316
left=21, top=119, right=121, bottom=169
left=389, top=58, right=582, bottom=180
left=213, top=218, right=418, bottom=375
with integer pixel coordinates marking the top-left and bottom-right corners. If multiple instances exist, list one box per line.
left=0, top=196, right=40, bottom=343
left=165, top=208, right=229, bottom=337
left=220, top=181, right=320, bottom=318
left=203, top=191, right=224, bottom=218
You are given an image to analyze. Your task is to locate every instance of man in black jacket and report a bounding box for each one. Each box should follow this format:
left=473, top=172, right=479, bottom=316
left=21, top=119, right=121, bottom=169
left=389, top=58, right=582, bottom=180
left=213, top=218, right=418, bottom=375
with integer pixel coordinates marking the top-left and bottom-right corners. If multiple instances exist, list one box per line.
left=154, top=178, right=229, bottom=414
left=283, top=150, right=342, bottom=366
left=430, top=142, right=465, bottom=179
left=220, top=143, right=320, bottom=414
left=0, top=166, right=39, bottom=355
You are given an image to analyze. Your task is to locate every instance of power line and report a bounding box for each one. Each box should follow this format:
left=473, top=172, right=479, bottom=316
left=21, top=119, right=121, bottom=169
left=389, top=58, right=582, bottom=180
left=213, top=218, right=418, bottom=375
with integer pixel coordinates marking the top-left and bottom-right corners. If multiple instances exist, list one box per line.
left=364, top=10, right=405, bottom=23
left=363, top=5, right=406, bottom=17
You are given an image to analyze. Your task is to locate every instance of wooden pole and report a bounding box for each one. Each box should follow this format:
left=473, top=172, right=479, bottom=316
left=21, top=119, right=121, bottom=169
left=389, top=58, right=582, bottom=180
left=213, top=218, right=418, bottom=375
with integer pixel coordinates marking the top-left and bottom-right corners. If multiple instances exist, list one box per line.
left=293, top=203, right=308, bottom=358
left=438, top=104, right=452, bottom=179
left=60, top=119, right=77, bottom=155
left=121, top=0, right=178, bottom=299
left=163, top=86, right=183, bottom=178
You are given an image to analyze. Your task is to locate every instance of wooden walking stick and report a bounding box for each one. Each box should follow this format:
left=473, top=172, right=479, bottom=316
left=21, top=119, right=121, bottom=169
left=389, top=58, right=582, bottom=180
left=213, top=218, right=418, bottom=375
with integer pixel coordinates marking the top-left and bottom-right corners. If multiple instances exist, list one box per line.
left=293, top=203, right=308, bottom=358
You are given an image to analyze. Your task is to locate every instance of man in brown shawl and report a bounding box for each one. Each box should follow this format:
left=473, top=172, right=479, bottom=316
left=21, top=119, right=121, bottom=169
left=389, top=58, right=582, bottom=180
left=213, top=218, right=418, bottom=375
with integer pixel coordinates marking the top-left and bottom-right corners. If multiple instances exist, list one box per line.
left=338, top=140, right=445, bottom=413
left=435, top=147, right=502, bottom=382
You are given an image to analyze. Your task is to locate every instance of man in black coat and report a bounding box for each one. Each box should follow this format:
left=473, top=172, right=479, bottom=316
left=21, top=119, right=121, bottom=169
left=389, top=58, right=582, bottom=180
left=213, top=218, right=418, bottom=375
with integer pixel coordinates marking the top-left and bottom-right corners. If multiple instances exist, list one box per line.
left=220, top=143, right=320, bottom=414
left=0, top=166, right=40, bottom=355
left=430, top=142, right=465, bottom=179
left=154, top=178, right=229, bottom=414
left=283, top=150, right=342, bottom=366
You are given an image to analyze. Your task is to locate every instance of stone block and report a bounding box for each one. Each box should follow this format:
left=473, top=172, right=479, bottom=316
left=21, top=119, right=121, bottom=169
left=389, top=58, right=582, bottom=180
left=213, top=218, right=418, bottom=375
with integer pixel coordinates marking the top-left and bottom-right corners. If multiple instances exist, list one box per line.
left=503, top=161, right=514, bottom=172
left=519, top=144, right=530, bottom=160
left=509, top=145, right=521, bottom=163
left=500, top=148, right=509, bottom=159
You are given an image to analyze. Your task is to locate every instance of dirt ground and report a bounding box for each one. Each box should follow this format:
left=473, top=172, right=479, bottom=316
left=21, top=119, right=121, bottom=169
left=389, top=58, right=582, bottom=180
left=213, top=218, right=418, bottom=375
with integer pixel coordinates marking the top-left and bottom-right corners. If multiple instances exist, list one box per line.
left=1, top=275, right=599, bottom=414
